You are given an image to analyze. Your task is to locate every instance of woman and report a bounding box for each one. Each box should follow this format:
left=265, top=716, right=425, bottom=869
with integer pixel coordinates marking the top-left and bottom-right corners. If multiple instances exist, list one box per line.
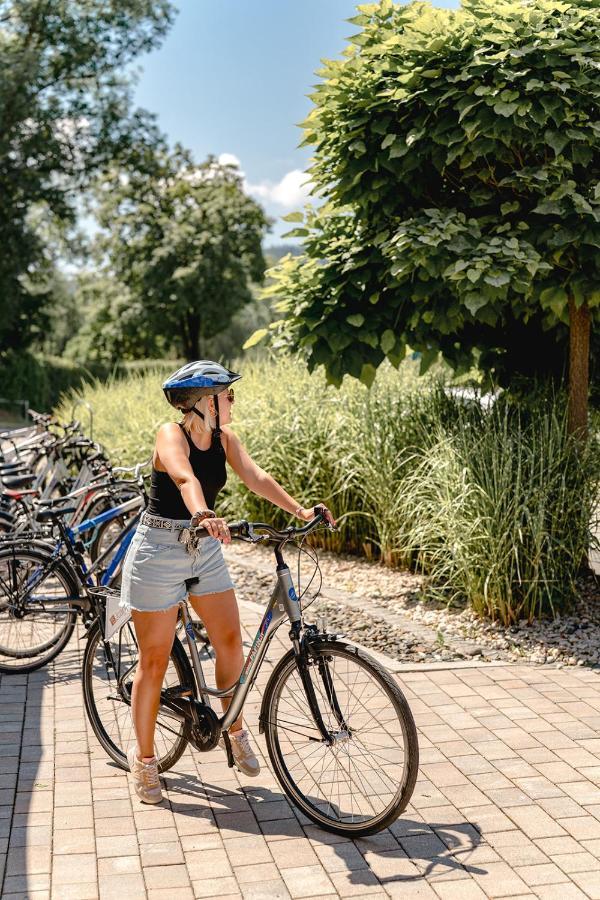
left=120, top=360, right=336, bottom=804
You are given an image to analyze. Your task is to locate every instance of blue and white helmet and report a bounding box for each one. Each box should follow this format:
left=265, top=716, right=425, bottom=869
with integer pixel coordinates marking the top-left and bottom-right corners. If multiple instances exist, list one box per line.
left=162, top=360, right=242, bottom=411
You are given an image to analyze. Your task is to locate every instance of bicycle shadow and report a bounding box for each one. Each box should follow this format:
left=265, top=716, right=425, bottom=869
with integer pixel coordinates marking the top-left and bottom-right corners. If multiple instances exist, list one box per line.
left=165, top=769, right=488, bottom=884
left=305, top=813, right=488, bottom=888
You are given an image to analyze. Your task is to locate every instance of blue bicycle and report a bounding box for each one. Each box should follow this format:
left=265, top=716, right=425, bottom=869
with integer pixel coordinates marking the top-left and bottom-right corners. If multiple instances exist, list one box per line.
left=0, top=487, right=144, bottom=672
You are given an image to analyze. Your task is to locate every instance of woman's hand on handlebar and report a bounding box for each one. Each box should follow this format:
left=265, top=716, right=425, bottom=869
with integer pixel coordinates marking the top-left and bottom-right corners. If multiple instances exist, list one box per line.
left=197, top=515, right=232, bottom=544
left=298, top=504, right=336, bottom=528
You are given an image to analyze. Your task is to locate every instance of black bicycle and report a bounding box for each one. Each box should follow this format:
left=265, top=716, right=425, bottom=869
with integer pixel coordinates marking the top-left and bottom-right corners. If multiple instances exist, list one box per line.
left=82, top=507, right=419, bottom=837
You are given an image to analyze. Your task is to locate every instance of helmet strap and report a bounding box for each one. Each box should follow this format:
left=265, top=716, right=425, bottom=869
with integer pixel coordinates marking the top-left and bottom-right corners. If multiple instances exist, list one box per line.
left=212, top=393, right=224, bottom=452
left=183, top=404, right=205, bottom=422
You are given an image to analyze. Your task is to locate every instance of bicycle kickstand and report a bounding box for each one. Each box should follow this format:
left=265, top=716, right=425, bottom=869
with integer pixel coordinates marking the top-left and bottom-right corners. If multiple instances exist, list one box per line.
left=221, top=731, right=235, bottom=768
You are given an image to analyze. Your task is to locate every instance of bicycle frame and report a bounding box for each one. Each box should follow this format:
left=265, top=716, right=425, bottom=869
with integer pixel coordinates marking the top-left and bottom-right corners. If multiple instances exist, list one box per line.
left=177, top=550, right=302, bottom=732
left=17, top=495, right=142, bottom=605
left=67, top=495, right=143, bottom=585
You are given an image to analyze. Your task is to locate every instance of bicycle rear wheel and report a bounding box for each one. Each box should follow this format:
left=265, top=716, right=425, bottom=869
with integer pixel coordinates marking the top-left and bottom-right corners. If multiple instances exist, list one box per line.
left=0, top=546, right=78, bottom=672
left=82, top=620, right=192, bottom=773
left=261, top=639, right=419, bottom=837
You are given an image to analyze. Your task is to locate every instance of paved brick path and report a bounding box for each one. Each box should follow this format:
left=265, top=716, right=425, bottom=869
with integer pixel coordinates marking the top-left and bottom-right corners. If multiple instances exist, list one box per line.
left=1, top=597, right=600, bottom=899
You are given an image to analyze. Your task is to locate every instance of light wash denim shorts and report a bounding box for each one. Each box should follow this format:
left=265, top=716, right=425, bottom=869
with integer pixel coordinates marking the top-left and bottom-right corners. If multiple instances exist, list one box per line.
left=119, top=520, right=235, bottom=613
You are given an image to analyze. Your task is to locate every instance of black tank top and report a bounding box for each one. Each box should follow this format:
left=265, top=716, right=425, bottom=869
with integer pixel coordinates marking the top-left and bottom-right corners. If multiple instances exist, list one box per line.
left=147, top=424, right=227, bottom=519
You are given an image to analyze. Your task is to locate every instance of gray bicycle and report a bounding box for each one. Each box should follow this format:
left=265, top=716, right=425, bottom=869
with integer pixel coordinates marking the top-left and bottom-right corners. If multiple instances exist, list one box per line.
left=82, top=507, right=419, bottom=837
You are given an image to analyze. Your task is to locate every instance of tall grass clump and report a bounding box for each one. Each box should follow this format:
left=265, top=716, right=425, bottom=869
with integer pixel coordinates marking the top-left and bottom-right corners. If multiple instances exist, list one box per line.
left=395, top=389, right=599, bottom=624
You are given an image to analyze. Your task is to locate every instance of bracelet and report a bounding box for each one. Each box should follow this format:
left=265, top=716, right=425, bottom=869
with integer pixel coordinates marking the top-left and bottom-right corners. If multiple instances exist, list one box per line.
left=293, top=505, right=304, bottom=518
left=191, top=509, right=216, bottom=527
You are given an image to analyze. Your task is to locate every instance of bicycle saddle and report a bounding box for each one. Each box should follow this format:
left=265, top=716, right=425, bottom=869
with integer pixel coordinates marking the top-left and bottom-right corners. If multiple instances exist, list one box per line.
left=35, top=504, right=77, bottom=522
left=0, top=462, right=30, bottom=474
left=2, top=473, right=36, bottom=489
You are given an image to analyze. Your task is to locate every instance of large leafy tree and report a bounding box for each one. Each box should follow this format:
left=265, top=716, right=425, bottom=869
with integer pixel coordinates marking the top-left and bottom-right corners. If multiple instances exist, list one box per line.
left=256, top=0, right=600, bottom=439
left=0, top=0, right=174, bottom=353
left=92, top=148, right=271, bottom=360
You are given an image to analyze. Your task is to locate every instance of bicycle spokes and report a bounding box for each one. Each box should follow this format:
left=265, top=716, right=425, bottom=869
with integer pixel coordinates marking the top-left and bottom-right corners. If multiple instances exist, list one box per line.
left=267, top=645, right=412, bottom=829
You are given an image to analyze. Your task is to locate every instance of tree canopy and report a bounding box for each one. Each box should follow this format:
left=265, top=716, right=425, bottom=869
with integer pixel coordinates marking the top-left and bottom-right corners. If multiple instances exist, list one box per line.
left=88, top=148, right=271, bottom=360
left=254, top=0, right=599, bottom=430
left=0, top=0, right=174, bottom=353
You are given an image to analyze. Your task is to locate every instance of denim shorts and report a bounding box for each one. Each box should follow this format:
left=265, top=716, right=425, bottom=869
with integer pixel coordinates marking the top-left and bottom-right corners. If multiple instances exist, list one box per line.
left=119, top=520, right=235, bottom=613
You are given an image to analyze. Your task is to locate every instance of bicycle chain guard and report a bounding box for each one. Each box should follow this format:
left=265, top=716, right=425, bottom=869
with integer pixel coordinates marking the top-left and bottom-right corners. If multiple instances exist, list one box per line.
left=187, top=700, right=220, bottom=753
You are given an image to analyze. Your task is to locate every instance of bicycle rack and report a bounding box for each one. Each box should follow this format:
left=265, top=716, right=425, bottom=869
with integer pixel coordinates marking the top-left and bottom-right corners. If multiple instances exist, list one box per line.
left=71, top=399, right=94, bottom=441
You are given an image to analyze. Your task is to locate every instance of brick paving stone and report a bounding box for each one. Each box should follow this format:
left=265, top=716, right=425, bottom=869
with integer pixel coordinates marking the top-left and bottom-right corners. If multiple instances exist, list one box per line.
left=553, top=850, right=600, bottom=873
left=142, top=863, right=191, bottom=889
left=99, top=872, right=146, bottom=898
left=52, top=851, right=97, bottom=885
left=240, top=878, right=291, bottom=899
left=515, top=862, right=570, bottom=886
left=185, top=847, right=233, bottom=880
left=506, top=805, right=567, bottom=839
left=314, top=843, right=369, bottom=873
left=471, top=860, right=530, bottom=897
left=559, top=814, right=600, bottom=840
left=235, top=862, right=281, bottom=884
left=53, top=827, right=96, bottom=854
left=46, top=882, right=99, bottom=900
left=269, top=838, right=319, bottom=868
left=192, top=875, right=242, bottom=897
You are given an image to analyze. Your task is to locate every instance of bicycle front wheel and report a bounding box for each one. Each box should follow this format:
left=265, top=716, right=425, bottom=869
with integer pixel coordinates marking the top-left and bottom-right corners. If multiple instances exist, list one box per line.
left=82, top=620, right=193, bottom=773
left=261, top=639, right=419, bottom=837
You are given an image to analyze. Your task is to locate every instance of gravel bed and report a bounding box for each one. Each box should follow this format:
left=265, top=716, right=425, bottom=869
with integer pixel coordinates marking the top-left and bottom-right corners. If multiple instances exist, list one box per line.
left=225, top=541, right=600, bottom=668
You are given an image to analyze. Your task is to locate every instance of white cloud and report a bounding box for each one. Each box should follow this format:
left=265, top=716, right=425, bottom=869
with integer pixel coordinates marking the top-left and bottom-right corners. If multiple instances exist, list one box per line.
left=245, top=169, right=314, bottom=209
left=218, top=152, right=242, bottom=170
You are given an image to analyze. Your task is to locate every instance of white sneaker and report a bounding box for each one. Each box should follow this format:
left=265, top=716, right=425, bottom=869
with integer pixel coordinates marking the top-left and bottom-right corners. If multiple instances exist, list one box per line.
left=127, top=746, right=163, bottom=804
left=219, top=728, right=260, bottom=777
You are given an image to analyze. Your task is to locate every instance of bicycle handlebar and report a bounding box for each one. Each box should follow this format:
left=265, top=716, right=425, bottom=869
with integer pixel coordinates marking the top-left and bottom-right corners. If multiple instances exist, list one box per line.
left=192, top=505, right=334, bottom=543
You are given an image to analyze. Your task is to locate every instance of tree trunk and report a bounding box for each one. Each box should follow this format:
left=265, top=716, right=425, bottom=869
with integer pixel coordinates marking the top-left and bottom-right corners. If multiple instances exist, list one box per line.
left=182, top=313, right=200, bottom=361
left=567, top=295, right=590, bottom=444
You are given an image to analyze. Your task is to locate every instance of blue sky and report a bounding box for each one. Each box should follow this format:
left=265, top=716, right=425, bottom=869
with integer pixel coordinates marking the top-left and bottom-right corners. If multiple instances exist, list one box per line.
left=133, top=0, right=456, bottom=245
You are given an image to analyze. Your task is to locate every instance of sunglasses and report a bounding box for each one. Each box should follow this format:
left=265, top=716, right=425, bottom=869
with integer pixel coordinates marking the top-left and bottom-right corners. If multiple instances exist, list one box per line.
left=225, top=388, right=235, bottom=402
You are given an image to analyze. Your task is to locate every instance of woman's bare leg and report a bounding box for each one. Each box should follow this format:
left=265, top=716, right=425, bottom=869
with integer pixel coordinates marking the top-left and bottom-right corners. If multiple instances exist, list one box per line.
left=130, top=606, right=180, bottom=758
left=189, top=588, right=244, bottom=731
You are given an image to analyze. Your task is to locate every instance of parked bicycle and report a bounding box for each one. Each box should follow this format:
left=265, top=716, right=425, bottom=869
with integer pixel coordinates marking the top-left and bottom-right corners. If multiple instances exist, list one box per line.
left=83, top=507, right=419, bottom=837
left=0, top=464, right=147, bottom=672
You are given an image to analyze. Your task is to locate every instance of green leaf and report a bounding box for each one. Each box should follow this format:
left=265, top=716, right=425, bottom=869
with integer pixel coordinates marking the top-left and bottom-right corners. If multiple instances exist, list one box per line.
left=282, top=211, right=304, bottom=223
left=347, top=314, right=365, bottom=327
left=539, top=286, right=568, bottom=317
left=242, top=328, right=269, bottom=350
left=493, top=101, right=518, bottom=117
left=465, top=294, right=489, bottom=315
left=380, top=329, right=396, bottom=353
left=359, top=363, right=377, bottom=388
left=544, top=129, right=569, bottom=157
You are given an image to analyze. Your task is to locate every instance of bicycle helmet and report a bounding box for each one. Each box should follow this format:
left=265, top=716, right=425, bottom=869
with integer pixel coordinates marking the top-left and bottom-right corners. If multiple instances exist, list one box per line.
left=162, top=360, right=242, bottom=441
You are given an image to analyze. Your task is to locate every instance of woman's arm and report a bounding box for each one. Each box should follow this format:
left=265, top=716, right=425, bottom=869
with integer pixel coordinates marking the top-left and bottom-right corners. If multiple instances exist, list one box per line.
left=221, top=426, right=336, bottom=525
left=155, top=424, right=211, bottom=517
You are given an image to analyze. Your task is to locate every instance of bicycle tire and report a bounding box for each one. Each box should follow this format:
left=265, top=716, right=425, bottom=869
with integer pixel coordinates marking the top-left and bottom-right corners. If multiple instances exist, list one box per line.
left=261, top=639, right=419, bottom=837
left=0, top=545, right=78, bottom=673
left=82, top=620, right=193, bottom=773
